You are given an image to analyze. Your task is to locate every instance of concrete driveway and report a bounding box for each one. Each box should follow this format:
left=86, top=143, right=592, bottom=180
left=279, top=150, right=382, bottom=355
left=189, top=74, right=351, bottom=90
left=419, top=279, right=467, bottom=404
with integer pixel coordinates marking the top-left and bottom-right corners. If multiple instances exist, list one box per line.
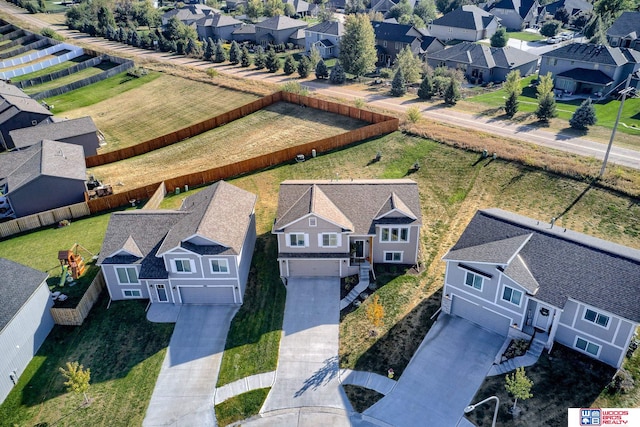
left=364, top=315, right=503, bottom=427
left=143, top=305, right=237, bottom=427
left=260, top=277, right=352, bottom=414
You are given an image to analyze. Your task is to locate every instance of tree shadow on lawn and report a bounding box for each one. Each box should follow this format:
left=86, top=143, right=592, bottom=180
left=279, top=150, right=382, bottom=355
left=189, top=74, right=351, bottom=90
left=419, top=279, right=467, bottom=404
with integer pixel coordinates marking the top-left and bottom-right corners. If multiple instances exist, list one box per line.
left=347, top=289, right=442, bottom=378
left=17, top=295, right=173, bottom=407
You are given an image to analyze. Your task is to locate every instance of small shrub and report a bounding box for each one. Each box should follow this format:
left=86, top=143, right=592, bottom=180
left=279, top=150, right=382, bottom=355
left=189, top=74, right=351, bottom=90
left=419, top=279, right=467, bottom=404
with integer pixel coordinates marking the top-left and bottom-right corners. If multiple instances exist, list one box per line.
left=329, top=62, right=346, bottom=84
left=406, top=106, right=421, bottom=123
left=41, top=28, right=64, bottom=41
left=354, top=98, right=365, bottom=108
left=379, top=68, right=393, bottom=79
left=206, top=68, right=219, bottom=78
left=280, top=81, right=309, bottom=95
left=606, top=369, right=634, bottom=394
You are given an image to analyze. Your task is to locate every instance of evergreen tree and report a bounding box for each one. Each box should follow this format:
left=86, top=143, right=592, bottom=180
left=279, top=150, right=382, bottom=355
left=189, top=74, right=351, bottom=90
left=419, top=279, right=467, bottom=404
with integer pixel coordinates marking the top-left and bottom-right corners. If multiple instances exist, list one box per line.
left=266, top=48, right=281, bottom=73
left=229, top=41, right=241, bottom=64
left=309, top=45, right=321, bottom=68
left=503, top=70, right=522, bottom=118
left=417, top=74, right=433, bottom=100
left=297, top=55, right=311, bottom=78
left=569, top=98, right=598, bottom=130
left=329, top=61, right=346, bottom=84
left=240, top=45, right=251, bottom=67
left=535, top=73, right=557, bottom=122
left=490, top=27, right=508, bottom=47
left=315, top=59, right=329, bottom=79
left=390, top=68, right=406, bottom=96
left=339, top=14, right=377, bottom=79
left=214, top=39, right=226, bottom=63
left=254, top=46, right=266, bottom=69
left=443, top=77, right=460, bottom=105
left=204, top=38, right=214, bottom=61
left=283, top=54, right=297, bottom=75
left=505, top=92, right=519, bottom=118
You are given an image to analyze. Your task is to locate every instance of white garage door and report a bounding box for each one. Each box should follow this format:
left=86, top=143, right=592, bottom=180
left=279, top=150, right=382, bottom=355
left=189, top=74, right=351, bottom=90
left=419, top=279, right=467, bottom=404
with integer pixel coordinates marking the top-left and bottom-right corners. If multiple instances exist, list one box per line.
left=288, top=259, right=341, bottom=277
left=179, top=286, right=235, bottom=304
left=451, top=295, right=510, bottom=336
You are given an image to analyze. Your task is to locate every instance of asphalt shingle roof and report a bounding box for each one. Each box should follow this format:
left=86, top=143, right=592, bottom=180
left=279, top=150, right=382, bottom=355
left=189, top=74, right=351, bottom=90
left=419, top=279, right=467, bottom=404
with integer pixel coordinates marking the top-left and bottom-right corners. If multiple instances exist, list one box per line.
left=9, top=116, right=98, bottom=150
left=306, top=20, right=344, bottom=36
left=431, top=5, right=498, bottom=31
left=255, top=15, right=307, bottom=31
left=429, top=42, right=538, bottom=69
left=443, top=208, right=640, bottom=322
left=606, top=11, right=640, bottom=38
left=0, top=94, right=52, bottom=116
left=557, top=68, right=614, bottom=85
left=491, top=0, right=537, bottom=19
left=196, top=13, right=242, bottom=28
left=372, top=21, right=418, bottom=44
left=542, top=43, right=631, bottom=66
left=0, top=258, right=48, bottom=333
left=273, top=179, right=421, bottom=235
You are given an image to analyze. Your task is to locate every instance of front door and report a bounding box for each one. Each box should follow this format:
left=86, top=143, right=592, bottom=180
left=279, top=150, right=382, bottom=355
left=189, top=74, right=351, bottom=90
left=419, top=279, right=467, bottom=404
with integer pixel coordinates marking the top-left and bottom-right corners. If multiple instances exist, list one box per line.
left=533, top=303, right=553, bottom=331
left=353, top=240, right=365, bottom=259
left=155, top=284, right=168, bottom=302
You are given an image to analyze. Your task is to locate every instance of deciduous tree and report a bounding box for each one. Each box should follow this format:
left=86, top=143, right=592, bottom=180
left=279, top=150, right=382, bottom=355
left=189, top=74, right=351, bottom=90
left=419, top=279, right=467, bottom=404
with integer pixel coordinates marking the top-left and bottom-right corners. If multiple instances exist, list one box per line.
left=366, top=294, right=385, bottom=331
left=339, top=14, right=376, bottom=79
left=535, top=72, right=557, bottom=122
left=505, top=367, right=533, bottom=412
left=504, top=70, right=522, bottom=118
left=394, top=46, right=422, bottom=84
left=490, top=27, right=508, bottom=47
left=60, top=361, right=91, bottom=404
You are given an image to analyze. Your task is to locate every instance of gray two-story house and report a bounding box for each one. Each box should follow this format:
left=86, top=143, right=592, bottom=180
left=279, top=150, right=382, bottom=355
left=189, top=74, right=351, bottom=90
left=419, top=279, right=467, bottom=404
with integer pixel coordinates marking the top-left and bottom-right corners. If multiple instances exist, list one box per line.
left=196, top=12, right=243, bottom=42
left=606, top=11, right=640, bottom=51
left=441, top=208, right=640, bottom=368
left=98, top=181, right=257, bottom=305
left=428, top=5, right=500, bottom=42
left=272, top=179, right=421, bottom=279
left=255, top=15, right=308, bottom=47
left=305, top=21, right=344, bottom=59
left=488, top=0, right=540, bottom=30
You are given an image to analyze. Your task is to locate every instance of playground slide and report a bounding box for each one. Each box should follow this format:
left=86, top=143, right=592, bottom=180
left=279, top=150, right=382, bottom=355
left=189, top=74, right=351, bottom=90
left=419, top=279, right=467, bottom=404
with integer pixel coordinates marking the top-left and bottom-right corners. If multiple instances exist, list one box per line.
left=59, top=265, right=69, bottom=287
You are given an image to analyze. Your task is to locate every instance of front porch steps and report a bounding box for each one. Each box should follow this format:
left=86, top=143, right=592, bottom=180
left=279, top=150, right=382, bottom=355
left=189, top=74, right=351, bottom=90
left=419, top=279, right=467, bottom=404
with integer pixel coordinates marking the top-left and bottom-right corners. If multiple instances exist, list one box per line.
left=487, top=337, right=546, bottom=376
left=339, top=262, right=370, bottom=310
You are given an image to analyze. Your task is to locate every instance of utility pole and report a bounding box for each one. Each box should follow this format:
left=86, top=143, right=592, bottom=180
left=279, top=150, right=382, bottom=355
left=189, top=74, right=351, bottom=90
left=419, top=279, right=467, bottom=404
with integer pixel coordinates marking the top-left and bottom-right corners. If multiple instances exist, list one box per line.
left=599, top=73, right=633, bottom=178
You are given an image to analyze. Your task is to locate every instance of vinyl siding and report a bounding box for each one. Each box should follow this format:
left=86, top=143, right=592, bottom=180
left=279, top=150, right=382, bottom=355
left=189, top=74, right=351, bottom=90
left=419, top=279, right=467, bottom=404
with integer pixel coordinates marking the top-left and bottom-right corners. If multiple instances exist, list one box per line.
left=103, top=264, right=147, bottom=301
left=372, top=225, right=419, bottom=264
left=278, top=216, right=349, bottom=254
left=9, top=176, right=86, bottom=218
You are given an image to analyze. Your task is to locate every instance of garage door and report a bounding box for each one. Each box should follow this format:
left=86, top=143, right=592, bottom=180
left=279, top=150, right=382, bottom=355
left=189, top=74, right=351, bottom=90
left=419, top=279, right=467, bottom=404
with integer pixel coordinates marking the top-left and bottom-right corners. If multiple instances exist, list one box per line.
left=179, top=286, right=235, bottom=304
left=451, top=295, right=510, bottom=335
left=288, top=259, right=340, bottom=277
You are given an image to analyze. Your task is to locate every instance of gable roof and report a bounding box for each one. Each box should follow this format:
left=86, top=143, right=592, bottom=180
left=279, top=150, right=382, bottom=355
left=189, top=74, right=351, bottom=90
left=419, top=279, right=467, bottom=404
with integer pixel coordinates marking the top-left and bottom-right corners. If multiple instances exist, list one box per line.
left=429, top=42, right=538, bottom=69
left=541, top=43, right=632, bottom=66
left=606, top=11, right=640, bottom=39
left=0, top=94, right=52, bottom=116
left=444, top=208, right=640, bottom=322
left=544, top=0, right=592, bottom=16
left=9, top=116, right=98, bottom=150
left=255, top=15, right=308, bottom=31
left=491, top=0, right=537, bottom=19
left=232, top=24, right=256, bottom=35
left=306, top=20, right=344, bottom=36
left=431, top=5, right=498, bottom=31
left=372, top=21, right=420, bottom=44
left=1, top=140, right=85, bottom=193
left=0, top=258, right=48, bottom=333
left=556, top=68, right=614, bottom=85
left=273, top=179, right=421, bottom=235
left=196, top=12, right=242, bottom=28
left=0, top=81, right=31, bottom=98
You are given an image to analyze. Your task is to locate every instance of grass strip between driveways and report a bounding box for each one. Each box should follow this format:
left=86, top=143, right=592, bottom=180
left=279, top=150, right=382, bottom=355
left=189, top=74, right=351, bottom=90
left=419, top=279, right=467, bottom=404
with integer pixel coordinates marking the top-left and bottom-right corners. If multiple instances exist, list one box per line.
left=214, top=387, right=270, bottom=426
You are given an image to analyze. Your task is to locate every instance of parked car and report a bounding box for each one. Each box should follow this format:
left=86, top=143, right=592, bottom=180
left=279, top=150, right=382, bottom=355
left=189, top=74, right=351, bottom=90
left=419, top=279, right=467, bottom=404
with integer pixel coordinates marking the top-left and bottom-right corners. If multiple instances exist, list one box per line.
left=547, top=36, right=561, bottom=44
left=559, top=32, right=573, bottom=41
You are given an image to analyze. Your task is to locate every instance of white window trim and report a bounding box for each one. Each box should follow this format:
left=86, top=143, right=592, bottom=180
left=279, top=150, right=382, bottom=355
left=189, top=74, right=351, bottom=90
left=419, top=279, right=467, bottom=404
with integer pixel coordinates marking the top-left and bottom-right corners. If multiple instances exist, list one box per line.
left=574, top=336, right=601, bottom=357
left=122, top=289, right=141, bottom=298
left=464, top=271, right=484, bottom=291
left=501, top=285, right=523, bottom=307
left=379, top=227, right=409, bottom=243
left=309, top=217, right=317, bottom=227
left=384, top=251, right=403, bottom=263
left=116, top=266, right=138, bottom=285
left=286, top=233, right=308, bottom=248
left=583, top=308, right=610, bottom=329
left=173, top=259, right=195, bottom=274
left=210, top=258, right=229, bottom=274
left=319, top=232, right=341, bottom=248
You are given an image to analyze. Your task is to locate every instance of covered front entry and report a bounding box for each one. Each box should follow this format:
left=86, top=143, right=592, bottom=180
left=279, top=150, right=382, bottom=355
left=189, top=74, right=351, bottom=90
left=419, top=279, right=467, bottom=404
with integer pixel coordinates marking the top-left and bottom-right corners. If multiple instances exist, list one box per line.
left=179, top=285, right=235, bottom=304
left=287, top=259, right=341, bottom=277
left=450, top=295, right=510, bottom=335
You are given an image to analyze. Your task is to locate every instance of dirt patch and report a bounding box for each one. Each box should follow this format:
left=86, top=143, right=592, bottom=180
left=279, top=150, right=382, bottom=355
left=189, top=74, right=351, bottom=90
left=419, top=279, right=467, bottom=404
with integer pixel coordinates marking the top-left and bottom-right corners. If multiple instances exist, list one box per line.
left=343, top=384, right=384, bottom=413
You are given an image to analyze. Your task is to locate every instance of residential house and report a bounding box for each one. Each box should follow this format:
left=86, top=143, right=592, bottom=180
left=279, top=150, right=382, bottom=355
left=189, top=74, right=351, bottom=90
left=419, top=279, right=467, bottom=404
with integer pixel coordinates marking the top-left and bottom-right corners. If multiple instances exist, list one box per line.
left=543, top=0, right=592, bottom=21
left=427, top=42, right=539, bottom=83
left=0, top=258, right=53, bottom=405
left=0, top=91, right=52, bottom=152
left=305, top=21, right=344, bottom=59
left=488, top=0, right=540, bottom=30
left=255, top=15, right=308, bottom=47
left=539, top=43, right=640, bottom=96
left=441, top=208, right=640, bottom=369
left=196, top=12, right=243, bottom=41
left=9, top=116, right=101, bottom=155
left=272, top=179, right=422, bottom=279
left=231, top=24, right=256, bottom=43
left=0, top=140, right=86, bottom=219
left=420, top=33, right=446, bottom=56
left=161, top=4, right=220, bottom=27
left=372, top=21, right=439, bottom=66
left=97, top=181, right=257, bottom=305
left=606, top=11, right=640, bottom=51
left=283, top=0, right=318, bottom=17
left=428, top=5, right=500, bottom=42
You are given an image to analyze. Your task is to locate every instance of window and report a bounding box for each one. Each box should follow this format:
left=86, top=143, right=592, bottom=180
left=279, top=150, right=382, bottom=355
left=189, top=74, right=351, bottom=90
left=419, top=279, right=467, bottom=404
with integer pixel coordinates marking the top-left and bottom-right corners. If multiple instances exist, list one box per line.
left=321, top=233, right=339, bottom=247
left=464, top=271, right=483, bottom=290
left=575, top=337, right=600, bottom=356
left=502, top=286, right=523, bottom=306
left=384, top=251, right=403, bottom=262
left=584, top=309, right=610, bottom=328
left=210, top=259, right=229, bottom=273
left=380, top=227, right=409, bottom=242
left=383, top=40, right=387, bottom=47
left=122, top=289, right=141, bottom=298
left=288, top=233, right=307, bottom=247
left=309, top=217, right=317, bottom=227
left=116, top=267, right=138, bottom=284
left=174, top=259, right=192, bottom=273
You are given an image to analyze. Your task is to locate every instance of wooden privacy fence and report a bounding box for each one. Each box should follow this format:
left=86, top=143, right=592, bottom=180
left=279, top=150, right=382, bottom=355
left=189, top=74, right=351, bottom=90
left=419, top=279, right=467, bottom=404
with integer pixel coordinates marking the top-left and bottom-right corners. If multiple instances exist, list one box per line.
left=142, top=182, right=167, bottom=210
left=50, top=270, right=105, bottom=326
left=85, top=91, right=397, bottom=167
left=0, top=202, right=90, bottom=239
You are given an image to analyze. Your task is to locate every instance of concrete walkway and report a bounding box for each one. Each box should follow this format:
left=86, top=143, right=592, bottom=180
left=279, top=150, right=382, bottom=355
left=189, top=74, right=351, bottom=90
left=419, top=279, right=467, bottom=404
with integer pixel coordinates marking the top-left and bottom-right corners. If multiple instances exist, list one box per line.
left=364, top=315, right=503, bottom=427
left=143, top=306, right=237, bottom=427
left=214, top=371, right=276, bottom=404
left=260, top=277, right=352, bottom=413
left=339, top=369, right=397, bottom=396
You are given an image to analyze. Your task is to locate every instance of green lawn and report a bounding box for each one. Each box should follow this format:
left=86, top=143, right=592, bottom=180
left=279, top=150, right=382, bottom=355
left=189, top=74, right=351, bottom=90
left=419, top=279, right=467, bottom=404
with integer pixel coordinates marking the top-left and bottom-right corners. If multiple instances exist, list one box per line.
left=0, top=296, right=173, bottom=427
left=506, top=30, right=545, bottom=42
left=23, top=61, right=118, bottom=95
left=10, top=54, right=94, bottom=83
left=44, top=70, right=161, bottom=114
left=214, top=388, right=270, bottom=426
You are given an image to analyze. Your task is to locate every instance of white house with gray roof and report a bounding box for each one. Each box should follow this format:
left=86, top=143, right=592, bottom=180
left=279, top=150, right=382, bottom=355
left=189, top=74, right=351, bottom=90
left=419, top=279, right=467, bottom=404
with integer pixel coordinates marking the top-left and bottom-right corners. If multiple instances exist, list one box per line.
left=441, top=208, right=640, bottom=368
left=97, top=181, right=257, bottom=306
left=606, top=11, right=640, bottom=51
left=428, top=5, right=500, bottom=42
left=0, top=258, right=53, bottom=405
left=272, top=179, right=421, bottom=279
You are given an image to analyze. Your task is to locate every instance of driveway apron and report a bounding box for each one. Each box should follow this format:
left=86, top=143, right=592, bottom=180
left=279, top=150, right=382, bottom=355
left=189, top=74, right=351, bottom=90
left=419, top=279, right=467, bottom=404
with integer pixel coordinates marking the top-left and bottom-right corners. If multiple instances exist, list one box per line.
left=143, top=305, right=237, bottom=427
left=365, top=315, right=503, bottom=427
left=260, top=277, right=352, bottom=413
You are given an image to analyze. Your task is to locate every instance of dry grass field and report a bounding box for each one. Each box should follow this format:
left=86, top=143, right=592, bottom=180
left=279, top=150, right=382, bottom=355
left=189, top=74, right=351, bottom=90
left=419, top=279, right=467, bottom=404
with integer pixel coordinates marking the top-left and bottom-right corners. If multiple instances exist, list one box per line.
left=63, top=74, right=261, bottom=152
left=88, top=101, right=368, bottom=193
